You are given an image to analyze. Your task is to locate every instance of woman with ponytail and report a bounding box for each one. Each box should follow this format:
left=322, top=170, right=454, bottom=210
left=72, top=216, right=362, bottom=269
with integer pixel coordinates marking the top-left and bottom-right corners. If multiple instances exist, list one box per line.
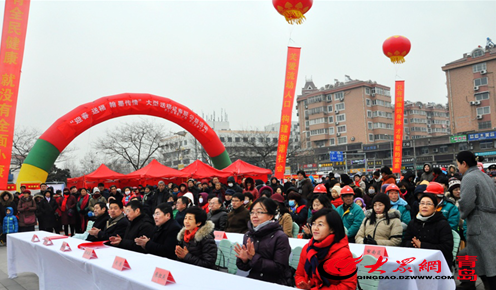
left=295, top=208, right=357, bottom=289
left=457, top=151, right=496, bottom=288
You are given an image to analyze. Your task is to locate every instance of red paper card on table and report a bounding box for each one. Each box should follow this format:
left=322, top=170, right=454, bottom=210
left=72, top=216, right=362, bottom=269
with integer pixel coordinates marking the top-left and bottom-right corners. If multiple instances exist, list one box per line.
left=43, top=237, right=53, bottom=246
left=152, top=267, right=175, bottom=285
left=363, top=245, right=389, bottom=259
left=31, top=234, right=40, bottom=242
left=60, top=241, right=71, bottom=252
left=112, top=256, right=131, bottom=271
left=83, top=248, right=98, bottom=259
left=214, top=231, right=227, bottom=240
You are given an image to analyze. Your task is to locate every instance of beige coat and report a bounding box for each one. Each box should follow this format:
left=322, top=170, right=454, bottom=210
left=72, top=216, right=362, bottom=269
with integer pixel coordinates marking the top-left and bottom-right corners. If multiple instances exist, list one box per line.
left=278, top=213, right=293, bottom=237
left=355, top=209, right=403, bottom=246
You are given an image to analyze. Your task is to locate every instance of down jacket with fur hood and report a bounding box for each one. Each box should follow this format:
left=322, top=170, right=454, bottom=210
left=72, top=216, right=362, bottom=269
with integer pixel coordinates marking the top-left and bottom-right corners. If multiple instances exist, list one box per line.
left=177, top=220, right=217, bottom=269
left=355, top=209, right=403, bottom=246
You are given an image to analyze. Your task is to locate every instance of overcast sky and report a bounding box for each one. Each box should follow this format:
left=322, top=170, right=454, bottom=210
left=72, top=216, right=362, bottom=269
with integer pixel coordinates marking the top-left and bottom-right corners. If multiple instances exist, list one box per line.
left=9, top=0, right=496, bottom=163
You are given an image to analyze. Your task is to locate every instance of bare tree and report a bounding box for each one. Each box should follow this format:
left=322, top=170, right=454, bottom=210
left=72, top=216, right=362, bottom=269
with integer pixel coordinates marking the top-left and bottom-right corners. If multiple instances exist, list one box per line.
left=94, top=119, right=170, bottom=171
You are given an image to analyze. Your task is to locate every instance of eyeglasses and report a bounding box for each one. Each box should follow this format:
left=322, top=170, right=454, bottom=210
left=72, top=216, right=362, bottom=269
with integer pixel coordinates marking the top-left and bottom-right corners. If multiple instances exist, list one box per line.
left=419, top=202, right=434, bottom=206
left=249, top=211, right=268, bottom=216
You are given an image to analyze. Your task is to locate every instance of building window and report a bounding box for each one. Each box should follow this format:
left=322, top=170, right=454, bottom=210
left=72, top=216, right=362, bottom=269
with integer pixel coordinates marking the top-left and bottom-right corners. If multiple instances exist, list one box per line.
left=334, top=91, right=344, bottom=101
left=309, top=118, right=326, bottom=125
left=365, top=87, right=371, bottom=95
left=258, top=137, right=264, bottom=142
left=243, top=137, right=248, bottom=142
left=328, top=116, right=334, bottom=123
left=479, top=121, right=492, bottom=130
left=305, top=121, right=309, bottom=127
left=473, top=62, right=487, bottom=73
left=306, top=132, right=310, bottom=138
left=439, top=146, right=449, bottom=153
left=420, top=147, right=429, bottom=155
left=329, top=127, right=335, bottom=135
left=338, top=136, right=347, bottom=144
left=235, top=137, right=240, bottom=142
left=328, top=105, right=333, bottom=112
left=329, top=138, right=335, bottom=146
left=368, top=122, right=372, bottom=129
left=272, top=138, right=278, bottom=143
left=366, top=99, right=371, bottom=106
left=475, top=92, right=490, bottom=101
left=336, top=114, right=346, bottom=122
left=367, top=110, right=372, bottom=118
left=404, top=149, right=412, bottom=156
left=227, top=137, right=232, bottom=142
left=335, top=103, right=345, bottom=111
left=326, top=94, right=333, bottom=101
left=472, top=48, right=484, bottom=58
left=480, top=141, right=494, bottom=149
left=306, top=141, right=311, bottom=148
left=474, top=77, right=488, bottom=87
left=220, top=137, right=225, bottom=142
left=368, top=134, right=374, bottom=142
left=337, top=125, right=347, bottom=133
left=477, top=106, right=490, bottom=115
left=250, top=137, right=256, bottom=142
left=404, top=118, right=408, bottom=124
left=459, top=143, right=468, bottom=151
left=310, top=128, right=328, bottom=136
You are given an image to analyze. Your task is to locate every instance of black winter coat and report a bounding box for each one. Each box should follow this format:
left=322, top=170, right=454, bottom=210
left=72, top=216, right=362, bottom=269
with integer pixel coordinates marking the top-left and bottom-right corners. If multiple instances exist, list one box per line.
left=96, top=214, right=129, bottom=241
left=145, top=219, right=181, bottom=259
left=177, top=221, right=217, bottom=269
left=237, top=221, right=292, bottom=286
left=86, top=214, right=110, bottom=242
left=175, top=210, right=186, bottom=228
left=38, top=198, right=59, bottom=230
left=403, top=212, right=454, bottom=269
left=152, top=189, right=170, bottom=211
left=119, top=214, right=155, bottom=253
left=207, top=207, right=228, bottom=231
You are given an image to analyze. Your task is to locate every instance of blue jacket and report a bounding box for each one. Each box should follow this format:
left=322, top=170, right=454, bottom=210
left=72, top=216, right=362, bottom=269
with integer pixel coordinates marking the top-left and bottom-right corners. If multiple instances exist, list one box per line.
left=390, top=198, right=411, bottom=227
left=3, top=207, right=18, bottom=234
left=438, top=199, right=460, bottom=231
left=336, top=203, right=365, bottom=238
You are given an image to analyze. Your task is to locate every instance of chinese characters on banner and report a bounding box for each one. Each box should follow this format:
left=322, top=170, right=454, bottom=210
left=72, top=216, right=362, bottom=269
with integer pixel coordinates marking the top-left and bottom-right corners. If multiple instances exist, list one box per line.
left=274, top=47, right=301, bottom=179
left=392, top=80, right=405, bottom=174
left=457, top=255, right=477, bottom=281
left=0, top=0, right=30, bottom=189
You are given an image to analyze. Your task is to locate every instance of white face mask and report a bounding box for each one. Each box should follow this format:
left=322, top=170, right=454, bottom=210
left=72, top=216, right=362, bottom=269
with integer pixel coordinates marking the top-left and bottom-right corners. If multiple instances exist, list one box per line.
left=375, top=178, right=381, bottom=182
left=243, top=200, right=249, bottom=204
left=125, top=191, right=131, bottom=195
left=228, top=183, right=233, bottom=187
left=199, top=198, right=203, bottom=203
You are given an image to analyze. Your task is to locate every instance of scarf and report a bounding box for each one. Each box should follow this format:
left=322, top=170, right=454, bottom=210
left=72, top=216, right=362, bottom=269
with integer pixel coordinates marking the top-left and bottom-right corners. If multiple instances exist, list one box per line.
left=106, top=213, right=125, bottom=229
left=354, top=181, right=360, bottom=187
left=183, top=227, right=199, bottom=243
left=61, top=196, right=68, bottom=212
left=254, top=220, right=273, bottom=232
left=78, top=194, right=90, bottom=211
left=390, top=197, right=407, bottom=210
left=416, top=211, right=436, bottom=222
left=304, top=234, right=335, bottom=287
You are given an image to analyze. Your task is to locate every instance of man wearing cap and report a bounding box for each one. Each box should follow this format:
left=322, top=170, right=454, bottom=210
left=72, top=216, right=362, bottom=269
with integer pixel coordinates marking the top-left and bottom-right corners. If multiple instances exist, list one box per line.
left=223, top=189, right=235, bottom=213
left=336, top=185, right=365, bottom=243
left=88, top=187, right=107, bottom=213
left=424, top=182, right=459, bottom=231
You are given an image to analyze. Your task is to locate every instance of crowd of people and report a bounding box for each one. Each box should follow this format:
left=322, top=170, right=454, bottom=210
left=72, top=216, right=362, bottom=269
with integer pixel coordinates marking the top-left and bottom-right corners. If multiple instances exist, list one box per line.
left=0, top=150, right=495, bottom=289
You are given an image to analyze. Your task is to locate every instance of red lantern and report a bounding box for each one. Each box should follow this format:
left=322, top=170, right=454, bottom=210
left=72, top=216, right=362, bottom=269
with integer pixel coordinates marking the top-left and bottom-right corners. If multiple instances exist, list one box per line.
left=382, top=35, right=411, bottom=64
left=273, top=0, right=313, bottom=25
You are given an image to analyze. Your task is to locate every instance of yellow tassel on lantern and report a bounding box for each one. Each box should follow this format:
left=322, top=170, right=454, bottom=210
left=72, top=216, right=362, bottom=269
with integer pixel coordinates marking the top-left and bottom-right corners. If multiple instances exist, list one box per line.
left=282, top=10, right=306, bottom=25
left=389, top=56, right=406, bottom=64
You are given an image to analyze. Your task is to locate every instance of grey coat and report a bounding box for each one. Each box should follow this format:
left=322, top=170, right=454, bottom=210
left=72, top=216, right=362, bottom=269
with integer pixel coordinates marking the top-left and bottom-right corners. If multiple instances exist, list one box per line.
left=459, top=166, right=496, bottom=277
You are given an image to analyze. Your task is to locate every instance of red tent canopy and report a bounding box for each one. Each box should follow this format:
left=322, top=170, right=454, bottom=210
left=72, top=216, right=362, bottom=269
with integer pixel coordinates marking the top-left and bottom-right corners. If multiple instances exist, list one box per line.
left=125, top=159, right=188, bottom=179
left=222, top=160, right=272, bottom=176
left=67, top=164, right=127, bottom=189
left=181, top=160, right=231, bottom=180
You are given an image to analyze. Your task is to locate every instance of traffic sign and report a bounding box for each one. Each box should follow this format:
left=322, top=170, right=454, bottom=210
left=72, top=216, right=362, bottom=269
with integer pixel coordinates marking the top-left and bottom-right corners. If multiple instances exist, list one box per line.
left=330, top=151, right=344, bottom=162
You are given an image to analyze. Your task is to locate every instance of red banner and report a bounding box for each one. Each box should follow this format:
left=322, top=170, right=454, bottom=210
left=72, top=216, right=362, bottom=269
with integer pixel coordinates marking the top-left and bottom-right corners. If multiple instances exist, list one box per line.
left=392, top=80, right=405, bottom=174
left=0, top=0, right=30, bottom=189
left=274, top=47, right=301, bottom=179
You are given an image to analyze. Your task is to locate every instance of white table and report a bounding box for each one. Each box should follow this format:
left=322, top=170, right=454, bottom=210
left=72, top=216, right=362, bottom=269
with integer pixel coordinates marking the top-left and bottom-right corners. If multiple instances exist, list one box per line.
left=7, top=231, right=293, bottom=290
left=226, top=233, right=456, bottom=290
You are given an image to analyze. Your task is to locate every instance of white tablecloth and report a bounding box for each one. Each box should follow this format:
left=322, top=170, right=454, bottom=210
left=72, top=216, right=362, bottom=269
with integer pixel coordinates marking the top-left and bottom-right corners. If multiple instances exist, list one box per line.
left=7, top=231, right=292, bottom=290
left=226, top=233, right=456, bottom=290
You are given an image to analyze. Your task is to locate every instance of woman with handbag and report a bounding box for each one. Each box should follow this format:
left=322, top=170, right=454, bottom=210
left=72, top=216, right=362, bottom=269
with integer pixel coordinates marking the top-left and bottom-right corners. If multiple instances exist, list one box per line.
left=355, top=193, right=403, bottom=246
left=17, top=190, right=37, bottom=232
left=77, top=188, right=90, bottom=233
left=59, top=188, right=77, bottom=236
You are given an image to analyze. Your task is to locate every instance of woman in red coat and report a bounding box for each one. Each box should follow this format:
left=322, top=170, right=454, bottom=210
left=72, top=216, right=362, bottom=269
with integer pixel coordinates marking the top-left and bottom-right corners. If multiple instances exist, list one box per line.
left=295, top=208, right=357, bottom=290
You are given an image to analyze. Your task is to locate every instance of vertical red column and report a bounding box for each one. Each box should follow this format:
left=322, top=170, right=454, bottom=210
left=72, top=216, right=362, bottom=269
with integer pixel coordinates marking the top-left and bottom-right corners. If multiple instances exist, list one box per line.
left=392, top=80, right=405, bottom=174
left=274, top=47, right=301, bottom=179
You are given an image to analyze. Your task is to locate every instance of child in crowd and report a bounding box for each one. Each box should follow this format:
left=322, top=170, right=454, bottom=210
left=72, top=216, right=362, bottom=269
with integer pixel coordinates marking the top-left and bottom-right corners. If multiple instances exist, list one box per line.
left=2, top=207, right=18, bottom=245
left=354, top=197, right=367, bottom=213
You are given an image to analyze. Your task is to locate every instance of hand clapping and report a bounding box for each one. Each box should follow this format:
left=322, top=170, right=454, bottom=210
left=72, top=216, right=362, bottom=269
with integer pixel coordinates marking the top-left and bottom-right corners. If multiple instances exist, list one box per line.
left=234, top=238, right=255, bottom=263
